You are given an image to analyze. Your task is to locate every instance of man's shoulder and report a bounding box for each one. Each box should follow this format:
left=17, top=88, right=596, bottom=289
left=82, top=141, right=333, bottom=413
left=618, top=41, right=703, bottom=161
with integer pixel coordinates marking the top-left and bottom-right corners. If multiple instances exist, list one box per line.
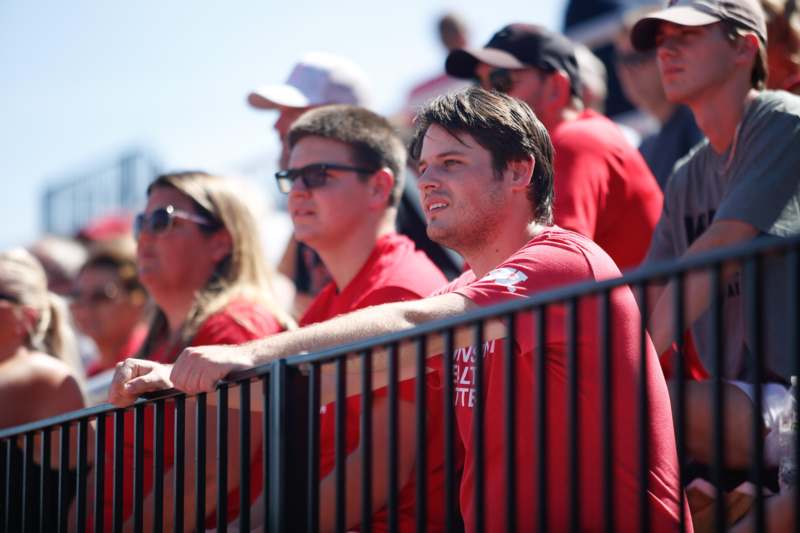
left=448, top=227, right=620, bottom=299
left=553, top=110, right=629, bottom=149
left=368, top=233, right=447, bottom=294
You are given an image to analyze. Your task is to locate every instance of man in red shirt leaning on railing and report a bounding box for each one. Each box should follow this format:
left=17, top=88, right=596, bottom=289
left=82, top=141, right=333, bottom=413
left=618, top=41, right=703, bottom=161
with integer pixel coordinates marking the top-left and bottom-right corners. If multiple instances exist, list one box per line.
left=111, top=88, right=688, bottom=533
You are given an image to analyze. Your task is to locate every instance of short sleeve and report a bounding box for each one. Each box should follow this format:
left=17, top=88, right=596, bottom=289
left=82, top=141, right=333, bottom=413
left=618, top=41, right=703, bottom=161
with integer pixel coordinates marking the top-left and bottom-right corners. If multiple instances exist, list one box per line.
left=192, top=304, right=283, bottom=347
left=644, top=164, right=686, bottom=265
left=716, top=97, right=800, bottom=237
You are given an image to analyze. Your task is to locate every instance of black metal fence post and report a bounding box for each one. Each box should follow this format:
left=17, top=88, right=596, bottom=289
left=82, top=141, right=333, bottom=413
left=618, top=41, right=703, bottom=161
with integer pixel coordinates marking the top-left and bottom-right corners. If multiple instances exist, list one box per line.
left=268, top=359, right=310, bottom=533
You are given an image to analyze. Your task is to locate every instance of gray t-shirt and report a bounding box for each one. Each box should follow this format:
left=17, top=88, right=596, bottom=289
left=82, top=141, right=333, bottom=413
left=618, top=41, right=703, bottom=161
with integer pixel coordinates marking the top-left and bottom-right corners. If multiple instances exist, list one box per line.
left=646, top=90, right=800, bottom=380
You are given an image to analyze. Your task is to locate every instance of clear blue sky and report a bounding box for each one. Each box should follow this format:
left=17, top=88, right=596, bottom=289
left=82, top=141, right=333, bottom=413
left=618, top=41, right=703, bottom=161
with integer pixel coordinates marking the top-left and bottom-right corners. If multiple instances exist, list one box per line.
left=0, top=0, right=566, bottom=249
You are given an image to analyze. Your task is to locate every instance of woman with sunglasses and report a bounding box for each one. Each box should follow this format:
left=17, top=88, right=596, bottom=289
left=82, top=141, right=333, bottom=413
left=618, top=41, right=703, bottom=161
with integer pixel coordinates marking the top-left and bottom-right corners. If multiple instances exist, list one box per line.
left=0, top=247, right=87, bottom=531
left=71, top=237, right=149, bottom=378
left=103, top=171, right=295, bottom=531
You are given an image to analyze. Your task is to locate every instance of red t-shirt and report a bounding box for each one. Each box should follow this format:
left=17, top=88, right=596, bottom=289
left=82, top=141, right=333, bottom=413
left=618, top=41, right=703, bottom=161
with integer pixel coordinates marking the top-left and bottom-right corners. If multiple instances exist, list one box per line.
left=433, top=226, right=687, bottom=533
left=301, top=233, right=451, bottom=532
left=102, top=299, right=283, bottom=530
left=552, top=110, right=662, bottom=270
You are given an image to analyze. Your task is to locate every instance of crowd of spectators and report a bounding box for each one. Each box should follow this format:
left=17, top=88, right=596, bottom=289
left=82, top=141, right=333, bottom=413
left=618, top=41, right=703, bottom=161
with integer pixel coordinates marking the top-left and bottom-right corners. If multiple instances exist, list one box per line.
left=3, top=1, right=800, bottom=531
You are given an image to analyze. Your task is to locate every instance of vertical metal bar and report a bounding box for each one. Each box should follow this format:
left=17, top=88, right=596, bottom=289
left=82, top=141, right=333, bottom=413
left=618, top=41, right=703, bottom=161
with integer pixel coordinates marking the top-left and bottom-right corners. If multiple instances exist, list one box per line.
left=174, top=396, right=185, bottom=533
left=415, top=338, right=427, bottom=533
left=267, top=361, right=310, bottom=533
left=745, top=257, right=765, bottom=532
left=308, top=364, right=321, bottom=533
left=473, top=321, right=485, bottom=533
left=111, top=410, right=125, bottom=533
left=0, top=439, right=7, bottom=532
left=536, top=306, right=548, bottom=533
left=93, top=416, right=105, bottom=533
left=673, top=274, right=687, bottom=533
left=262, top=377, right=269, bottom=533
left=335, top=357, right=347, bottom=533
left=217, top=384, right=229, bottom=533
left=132, top=405, right=144, bottom=533
left=387, top=343, right=400, bottom=533
left=361, top=349, right=374, bottom=533
left=76, top=419, right=89, bottom=532
left=57, top=423, right=70, bottom=533
left=789, top=249, right=800, bottom=533
left=22, top=433, right=34, bottom=533
left=239, top=383, right=251, bottom=533
left=601, top=291, right=614, bottom=533
left=504, top=313, right=517, bottom=533
left=636, top=286, right=650, bottom=533
left=40, top=428, right=53, bottom=533
left=441, top=330, right=456, bottom=533
left=195, top=393, right=207, bottom=532
left=153, top=400, right=165, bottom=532
left=3, top=438, right=11, bottom=533
left=567, top=298, right=580, bottom=533
left=709, top=265, right=726, bottom=533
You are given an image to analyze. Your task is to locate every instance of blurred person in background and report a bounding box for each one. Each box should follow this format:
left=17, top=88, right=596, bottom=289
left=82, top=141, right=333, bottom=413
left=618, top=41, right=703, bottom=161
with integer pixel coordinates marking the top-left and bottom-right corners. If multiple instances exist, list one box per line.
left=614, top=5, right=703, bottom=190
left=248, top=52, right=372, bottom=317
left=70, top=237, right=148, bottom=377
left=631, top=0, right=800, bottom=528
left=762, top=0, right=800, bottom=92
left=0, top=248, right=86, bottom=531
left=445, top=23, right=663, bottom=270
left=574, top=42, right=609, bottom=113
left=27, top=234, right=88, bottom=296
left=103, top=171, right=295, bottom=530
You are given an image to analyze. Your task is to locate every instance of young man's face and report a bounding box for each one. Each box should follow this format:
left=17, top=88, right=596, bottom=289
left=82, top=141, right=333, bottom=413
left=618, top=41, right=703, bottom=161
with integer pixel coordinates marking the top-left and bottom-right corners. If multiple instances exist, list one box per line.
left=655, top=21, right=740, bottom=104
left=286, top=136, right=375, bottom=252
left=416, top=124, right=508, bottom=254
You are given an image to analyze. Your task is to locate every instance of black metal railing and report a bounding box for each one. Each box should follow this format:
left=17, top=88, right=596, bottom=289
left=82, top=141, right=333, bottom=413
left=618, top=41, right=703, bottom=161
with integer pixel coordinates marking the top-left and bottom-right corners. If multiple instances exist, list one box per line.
left=2, top=234, right=800, bottom=532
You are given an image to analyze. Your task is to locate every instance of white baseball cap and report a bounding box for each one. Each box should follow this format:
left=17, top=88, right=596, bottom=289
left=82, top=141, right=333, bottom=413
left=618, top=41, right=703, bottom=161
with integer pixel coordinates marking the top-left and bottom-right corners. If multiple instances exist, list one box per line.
left=247, top=52, right=372, bottom=110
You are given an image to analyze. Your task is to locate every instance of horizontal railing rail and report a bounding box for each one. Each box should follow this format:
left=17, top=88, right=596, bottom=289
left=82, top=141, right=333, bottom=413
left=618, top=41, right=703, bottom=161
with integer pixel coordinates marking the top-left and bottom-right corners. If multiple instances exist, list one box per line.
left=2, top=233, right=799, bottom=533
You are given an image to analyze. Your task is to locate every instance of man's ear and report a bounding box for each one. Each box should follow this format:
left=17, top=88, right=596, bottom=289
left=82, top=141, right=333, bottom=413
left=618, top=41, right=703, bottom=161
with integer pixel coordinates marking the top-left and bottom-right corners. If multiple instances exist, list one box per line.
left=734, top=33, right=760, bottom=67
left=209, top=228, right=233, bottom=263
left=367, top=168, right=395, bottom=209
left=544, top=70, right=573, bottom=108
left=506, top=155, right=535, bottom=191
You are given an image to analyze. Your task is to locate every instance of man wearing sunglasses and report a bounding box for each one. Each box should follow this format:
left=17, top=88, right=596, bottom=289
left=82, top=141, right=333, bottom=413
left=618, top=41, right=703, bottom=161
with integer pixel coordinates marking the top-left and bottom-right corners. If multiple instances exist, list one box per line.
left=444, top=23, right=663, bottom=271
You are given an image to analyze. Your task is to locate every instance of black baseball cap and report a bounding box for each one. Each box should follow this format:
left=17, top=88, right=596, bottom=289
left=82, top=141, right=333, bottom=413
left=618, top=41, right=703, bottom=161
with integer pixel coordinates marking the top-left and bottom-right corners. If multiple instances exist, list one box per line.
left=445, top=23, right=582, bottom=98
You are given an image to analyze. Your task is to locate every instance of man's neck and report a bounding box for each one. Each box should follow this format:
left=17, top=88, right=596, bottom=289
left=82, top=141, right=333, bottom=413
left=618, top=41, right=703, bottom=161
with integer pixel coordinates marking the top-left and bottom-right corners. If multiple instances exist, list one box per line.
left=463, top=221, right=546, bottom=279
left=689, top=84, right=759, bottom=153
left=315, top=214, right=396, bottom=291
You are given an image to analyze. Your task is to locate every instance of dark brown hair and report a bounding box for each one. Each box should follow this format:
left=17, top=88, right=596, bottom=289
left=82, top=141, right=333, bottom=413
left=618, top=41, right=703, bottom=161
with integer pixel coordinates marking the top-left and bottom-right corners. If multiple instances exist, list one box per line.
left=288, top=105, right=407, bottom=207
left=409, top=87, right=555, bottom=225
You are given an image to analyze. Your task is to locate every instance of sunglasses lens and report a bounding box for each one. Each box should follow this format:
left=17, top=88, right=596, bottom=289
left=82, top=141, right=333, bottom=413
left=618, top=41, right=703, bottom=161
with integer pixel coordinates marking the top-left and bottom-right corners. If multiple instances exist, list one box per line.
left=490, top=69, right=513, bottom=93
left=302, top=165, right=328, bottom=189
left=150, top=209, right=171, bottom=232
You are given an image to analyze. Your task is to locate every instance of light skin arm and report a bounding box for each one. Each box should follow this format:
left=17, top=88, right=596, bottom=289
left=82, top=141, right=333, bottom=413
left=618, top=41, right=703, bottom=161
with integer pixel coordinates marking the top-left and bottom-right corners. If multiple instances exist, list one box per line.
left=110, top=293, right=506, bottom=406
left=648, top=219, right=759, bottom=354
left=167, top=293, right=482, bottom=395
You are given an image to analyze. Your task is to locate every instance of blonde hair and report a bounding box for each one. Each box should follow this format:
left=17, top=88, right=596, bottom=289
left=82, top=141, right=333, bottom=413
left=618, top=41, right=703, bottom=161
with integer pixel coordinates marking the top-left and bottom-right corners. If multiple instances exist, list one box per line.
left=136, top=171, right=295, bottom=358
left=0, top=248, right=82, bottom=375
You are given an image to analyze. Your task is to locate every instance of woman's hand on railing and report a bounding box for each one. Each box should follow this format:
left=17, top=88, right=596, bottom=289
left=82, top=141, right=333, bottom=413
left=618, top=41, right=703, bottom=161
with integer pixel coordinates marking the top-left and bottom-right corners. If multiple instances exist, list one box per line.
left=108, top=358, right=174, bottom=407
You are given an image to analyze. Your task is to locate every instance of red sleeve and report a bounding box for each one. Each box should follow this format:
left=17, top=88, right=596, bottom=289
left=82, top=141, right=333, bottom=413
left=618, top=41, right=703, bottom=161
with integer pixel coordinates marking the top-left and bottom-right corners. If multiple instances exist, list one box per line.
left=552, top=134, right=607, bottom=239
left=356, top=286, right=424, bottom=308
left=191, top=305, right=283, bottom=347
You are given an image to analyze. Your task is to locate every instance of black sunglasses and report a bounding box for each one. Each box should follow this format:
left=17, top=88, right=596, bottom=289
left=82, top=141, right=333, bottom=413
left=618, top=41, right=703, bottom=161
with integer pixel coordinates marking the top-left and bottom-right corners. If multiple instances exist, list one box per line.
left=134, top=205, right=215, bottom=239
left=70, top=283, right=120, bottom=306
left=615, top=49, right=656, bottom=68
left=275, top=163, right=376, bottom=194
left=487, top=68, right=515, bottom=93
left=0, top=292, right=19, bottom=305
